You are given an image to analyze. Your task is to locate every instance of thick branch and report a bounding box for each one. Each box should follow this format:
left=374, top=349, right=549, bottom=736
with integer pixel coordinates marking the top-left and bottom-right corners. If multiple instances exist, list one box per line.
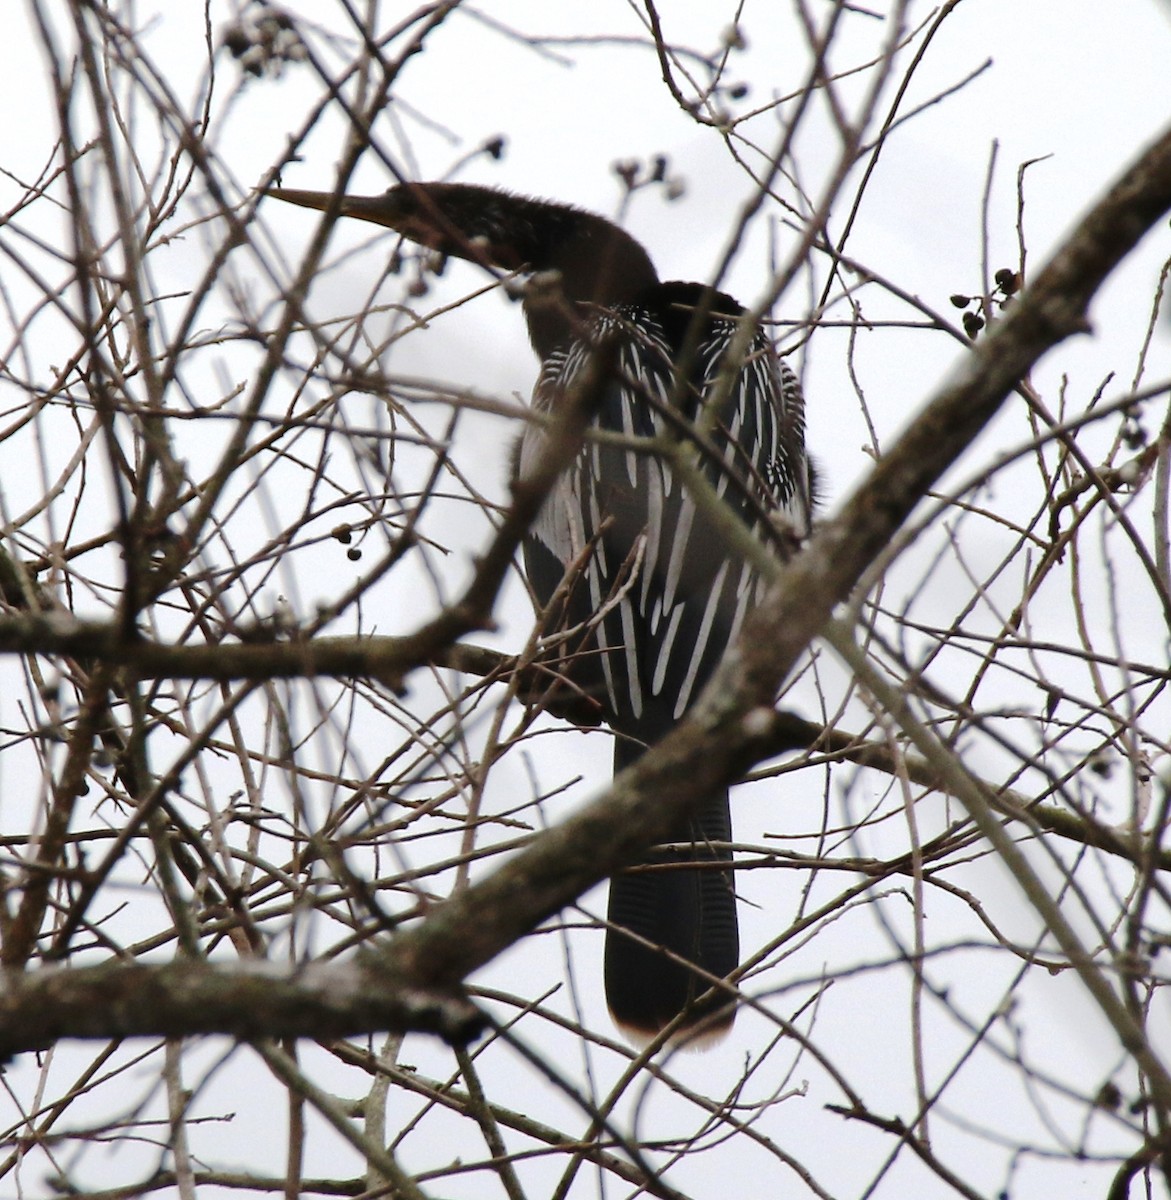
left=0, top=960, right=481, bottom=1058
left=0, top=615, right=502, bottom=691
left=1, top=607, right=1148, bottom=866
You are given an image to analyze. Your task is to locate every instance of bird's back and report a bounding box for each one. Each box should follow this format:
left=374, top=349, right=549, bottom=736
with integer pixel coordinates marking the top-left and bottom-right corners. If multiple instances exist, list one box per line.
left=520, top=282, right=810, bottom=744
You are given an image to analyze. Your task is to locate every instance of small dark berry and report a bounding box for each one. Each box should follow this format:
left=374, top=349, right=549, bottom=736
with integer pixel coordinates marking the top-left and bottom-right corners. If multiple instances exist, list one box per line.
left=1087, top=749, right=1113, bottom=778
left=994, top=268, right=1020, bottom=295
left=614, top=159, right=640, bottom=188
left=223, top=27, right=251, bottom=58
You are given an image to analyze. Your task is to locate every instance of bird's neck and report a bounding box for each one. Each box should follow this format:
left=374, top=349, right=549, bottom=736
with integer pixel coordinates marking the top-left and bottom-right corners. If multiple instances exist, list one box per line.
left=519, top=210, right=660, bottom=360
left=409, top=184, right=659, bottom=360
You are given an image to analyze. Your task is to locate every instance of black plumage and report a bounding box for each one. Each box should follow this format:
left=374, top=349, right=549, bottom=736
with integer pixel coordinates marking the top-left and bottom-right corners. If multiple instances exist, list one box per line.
left=269, top=181, right=812, bottom=1044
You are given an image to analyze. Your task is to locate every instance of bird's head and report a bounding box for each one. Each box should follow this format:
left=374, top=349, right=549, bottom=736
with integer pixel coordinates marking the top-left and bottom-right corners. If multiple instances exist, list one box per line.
left=267, top=179, right=661, bottom=355
left=265, top=181, right=547, bottom=272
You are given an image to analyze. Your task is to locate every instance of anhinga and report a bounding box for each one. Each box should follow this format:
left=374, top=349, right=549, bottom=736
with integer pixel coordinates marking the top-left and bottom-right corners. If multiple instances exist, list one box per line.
left=269, top=180, right=813, bottom=1045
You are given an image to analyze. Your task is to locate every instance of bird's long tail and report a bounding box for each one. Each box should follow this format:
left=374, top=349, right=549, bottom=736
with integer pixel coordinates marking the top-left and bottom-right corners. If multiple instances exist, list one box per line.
left=603, top=735, right=739, bottom=1046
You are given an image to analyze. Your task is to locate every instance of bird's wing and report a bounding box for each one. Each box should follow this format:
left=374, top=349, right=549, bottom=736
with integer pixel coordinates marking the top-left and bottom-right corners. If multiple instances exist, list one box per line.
left=521, top=311, right=808, bottom=738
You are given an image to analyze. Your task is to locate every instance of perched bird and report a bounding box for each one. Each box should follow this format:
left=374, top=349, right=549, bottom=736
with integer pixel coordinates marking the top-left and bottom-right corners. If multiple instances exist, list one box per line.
left=269, top=180, right=812, bottom=1045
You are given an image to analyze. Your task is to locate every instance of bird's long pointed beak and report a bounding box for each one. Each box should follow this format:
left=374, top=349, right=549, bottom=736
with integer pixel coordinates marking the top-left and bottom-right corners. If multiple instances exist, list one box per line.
left=266, top=186, right=405, bottom=230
